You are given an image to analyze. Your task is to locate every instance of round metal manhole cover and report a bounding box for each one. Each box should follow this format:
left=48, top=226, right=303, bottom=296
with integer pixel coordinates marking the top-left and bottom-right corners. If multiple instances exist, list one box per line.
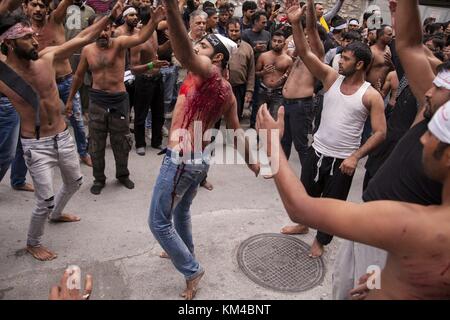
left=237, top=233, right=325, bottom=292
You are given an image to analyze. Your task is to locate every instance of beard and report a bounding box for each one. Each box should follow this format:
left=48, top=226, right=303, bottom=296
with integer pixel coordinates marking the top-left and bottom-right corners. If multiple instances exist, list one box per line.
left=14, top=44, right=38, bottom=61
left=126, top=20, right=138, bottom=29
left=339, top=65, right=357, bottom=77
left=96, top=37, right=109, bottom=48
left=272, top=47, right=283, bottom=53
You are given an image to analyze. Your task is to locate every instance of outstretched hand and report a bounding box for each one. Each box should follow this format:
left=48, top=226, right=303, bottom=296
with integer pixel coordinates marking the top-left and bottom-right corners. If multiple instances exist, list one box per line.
left=287, top=5, right=306, bottom=25
left=256, top=104, right=285, bottom=157
left=151, top=5, right=166, bottom=25
left=49, top=268, right=93, bottom=300
left=111, top=0, right=125, bottom=20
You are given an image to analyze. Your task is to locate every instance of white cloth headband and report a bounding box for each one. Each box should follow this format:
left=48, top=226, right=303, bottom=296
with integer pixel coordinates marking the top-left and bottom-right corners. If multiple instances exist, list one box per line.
left=433, top=70, right=450, bottom=90
left=123, top=7, right=138, bottom=17
left=428, top=101, right=450, bottom=144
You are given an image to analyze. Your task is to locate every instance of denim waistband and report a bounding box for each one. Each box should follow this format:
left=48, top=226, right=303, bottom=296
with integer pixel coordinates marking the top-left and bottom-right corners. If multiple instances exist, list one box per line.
left=56, top=73, right=73, bottom=84
left=283, top=96, right=313, bottom=104
left=165, top=148, right=210, bottom=163
left=21, top=127, right=70, bottom=145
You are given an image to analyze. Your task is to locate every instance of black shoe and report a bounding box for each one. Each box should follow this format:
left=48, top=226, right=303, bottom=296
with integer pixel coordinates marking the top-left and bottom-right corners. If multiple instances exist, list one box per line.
left=118, top=177, right=135, bottom=189
left=90, top=182, right=105, bottom=195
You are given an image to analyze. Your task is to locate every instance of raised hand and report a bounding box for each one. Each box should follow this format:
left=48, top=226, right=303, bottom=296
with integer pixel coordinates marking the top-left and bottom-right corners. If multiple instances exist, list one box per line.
left=151, top=5, right=166, bottom=25
left=111, top=0, right=125, bottom=20
left=287, top=5, right=303, bottom=25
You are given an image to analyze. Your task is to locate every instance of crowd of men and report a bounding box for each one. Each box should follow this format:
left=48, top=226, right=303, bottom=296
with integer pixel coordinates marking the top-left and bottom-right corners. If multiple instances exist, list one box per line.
left=0, top=0, right=450, bottom=300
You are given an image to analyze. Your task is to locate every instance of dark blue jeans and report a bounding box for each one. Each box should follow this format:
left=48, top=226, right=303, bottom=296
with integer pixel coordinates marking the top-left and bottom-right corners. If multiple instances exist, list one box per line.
left=0, top=96, right=28, bottom=186
left=149, top=149, right=209, bottom=280
left=281, top=97, right=315, bottom=166
left=57, top=75, right=88, bottom=157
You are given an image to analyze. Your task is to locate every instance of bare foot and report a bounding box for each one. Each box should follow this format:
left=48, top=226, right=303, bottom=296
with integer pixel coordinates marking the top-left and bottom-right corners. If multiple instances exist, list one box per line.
left=200, top=180, right=213, bottom=191
left=181, top=270, right=205, bottom=300
left=159, top=251, right=170, bottom=259
left=281, top=224, right=309, bottom=235
left=26, top=245, right=58, bottom=261
left=13, top=183, right=34, bottom=192
left=49, top=214, right=81, bottom=223
left=309, top=239, right=324, bottom=258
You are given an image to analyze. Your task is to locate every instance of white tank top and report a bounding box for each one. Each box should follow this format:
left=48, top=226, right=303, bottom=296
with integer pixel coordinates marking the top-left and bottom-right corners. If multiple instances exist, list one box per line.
left=313, top=75, right=371, bottom=159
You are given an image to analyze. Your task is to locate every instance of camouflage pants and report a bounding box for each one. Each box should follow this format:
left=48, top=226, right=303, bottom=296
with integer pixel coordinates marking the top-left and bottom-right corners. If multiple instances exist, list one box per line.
left=88, top=101, right=132, bottom=183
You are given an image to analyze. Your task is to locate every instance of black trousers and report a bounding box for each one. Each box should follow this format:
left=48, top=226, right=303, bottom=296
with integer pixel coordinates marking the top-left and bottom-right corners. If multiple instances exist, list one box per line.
left=280, top=97, right=314, bottom=166
left=301, top=147, right=354, bottom=246
left=134, top=75, right=164, bottom=148
left=232, top=84, right=247, bottom=121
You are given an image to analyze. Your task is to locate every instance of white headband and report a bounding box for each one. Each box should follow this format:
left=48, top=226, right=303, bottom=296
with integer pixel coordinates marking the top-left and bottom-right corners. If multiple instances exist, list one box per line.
left=428, top=101, right=450, bottom=144
left=123, top=7, right=138, bottom=17
left=433, top=70, right=450, bottom=90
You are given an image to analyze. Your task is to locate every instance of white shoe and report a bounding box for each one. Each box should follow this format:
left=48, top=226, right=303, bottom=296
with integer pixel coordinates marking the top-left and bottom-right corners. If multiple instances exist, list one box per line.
left=136, top=147, right=146, bottom=156
left=162, top=126, right=169, bottom=137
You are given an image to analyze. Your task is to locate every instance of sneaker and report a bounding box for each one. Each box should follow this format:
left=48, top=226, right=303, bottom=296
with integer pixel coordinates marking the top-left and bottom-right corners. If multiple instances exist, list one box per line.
left=90, top=181, right=105, bottom=195
left=118, top=177, right=135, bottom=189
left=162, top=126, right=169, bottom=137
left=136, top=147, right=146, bottom=156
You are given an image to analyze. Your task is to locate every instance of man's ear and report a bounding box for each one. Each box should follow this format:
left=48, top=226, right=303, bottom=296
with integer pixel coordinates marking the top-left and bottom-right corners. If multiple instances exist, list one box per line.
left=356, top=60, right=365, bottom=71
left=212, top=52, right=224, bottom=64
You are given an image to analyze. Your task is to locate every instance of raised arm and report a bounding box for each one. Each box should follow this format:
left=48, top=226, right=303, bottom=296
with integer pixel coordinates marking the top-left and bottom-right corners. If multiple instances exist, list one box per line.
left=41, top=0, right=124, bottom=61
left=0, top=0, right=22, bottom=15
left=395, top=0, right=435, bottom=107
left=116, top=6, right=164, bottom=50
left=323, top=0, right=344, bottom=23
left=256, top=105, right=425, bottom=254
left=306, top=0, right=325, bottom=60
left=49, top=0, right=73, bottom=25
left=65, top=47, right=89, bottom=116
left=163, top=0, right=212, bottom=79
left=288, top=5, right=338, bottom=90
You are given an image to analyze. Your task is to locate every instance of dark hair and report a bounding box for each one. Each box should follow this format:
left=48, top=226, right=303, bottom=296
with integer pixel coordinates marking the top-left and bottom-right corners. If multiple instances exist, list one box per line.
left=426, top=22, right=443, bottom=35
left=436, top=60, right=450, bottom=74
left=376, top=24, right=391, bottom=39
left=202, top=1, right=215, bottom=10
left=0, top=13, right=31, bottom=56
left=363, top=12, right=372, bottom=22
left=343, top=30, right=362, bottom=42
left=272, top=30, right=285, bottom=39
left=434, top=51, right=445, bottom=62
left=317, top=24, right=328, bottom=42
left=23, top=0, right=51, bottom=6
left=423, top=17, right=436, bottom=27
left=218, top=4, right=230, bottom=12
left=204, top=7, right=217, bottom=18
left=242, top=1, right=257, bottom=12
left=252, top=11, right=267, bottom=24
left=227, top=16, right=240, bottom=28
left=342, top=41, right=373, bottom=70
left=424, top=35, right=445, bottom=51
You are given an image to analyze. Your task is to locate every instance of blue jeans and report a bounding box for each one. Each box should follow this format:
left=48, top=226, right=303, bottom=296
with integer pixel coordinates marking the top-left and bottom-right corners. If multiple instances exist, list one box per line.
left=148, top=150, right=209, bottom=280
left=57, top=75, right=88, bottom=157
left=160, top=65, right=178, bottom=116
left=0, top=96, right=28, bottom=186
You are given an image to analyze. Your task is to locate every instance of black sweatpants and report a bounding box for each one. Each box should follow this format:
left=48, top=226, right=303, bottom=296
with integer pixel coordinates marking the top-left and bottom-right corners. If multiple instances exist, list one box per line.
left=301, top=147, right=354, bottom=246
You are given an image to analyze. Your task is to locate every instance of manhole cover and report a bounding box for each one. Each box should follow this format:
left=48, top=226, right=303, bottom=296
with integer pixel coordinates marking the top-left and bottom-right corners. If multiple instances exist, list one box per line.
left=237, top=233, right=325, bottom=292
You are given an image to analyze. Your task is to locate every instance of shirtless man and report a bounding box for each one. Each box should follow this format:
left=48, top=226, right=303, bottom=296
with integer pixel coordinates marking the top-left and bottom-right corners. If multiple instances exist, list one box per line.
left=255, top=30, right=292, bottom=119
left=367, top=25, right=394, bottom=89
left=23, top=0, right=92, bottom=167
left=380, top=70, right=399, bottom=118
left=0, top=1, right=124, bottom=261
left=130, top=11, right=168, bottom=155
left=148, top=0, right=259, bottom=300
left=280, top=0, right=323, bottom=236
left=67, top=6, right=164, bottom=195
left=279, top=4, right=386, bottom=258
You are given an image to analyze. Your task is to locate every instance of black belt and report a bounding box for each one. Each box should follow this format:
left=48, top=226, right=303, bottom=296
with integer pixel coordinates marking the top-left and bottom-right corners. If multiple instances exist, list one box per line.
left=283, top=96, right=313, bottom=104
